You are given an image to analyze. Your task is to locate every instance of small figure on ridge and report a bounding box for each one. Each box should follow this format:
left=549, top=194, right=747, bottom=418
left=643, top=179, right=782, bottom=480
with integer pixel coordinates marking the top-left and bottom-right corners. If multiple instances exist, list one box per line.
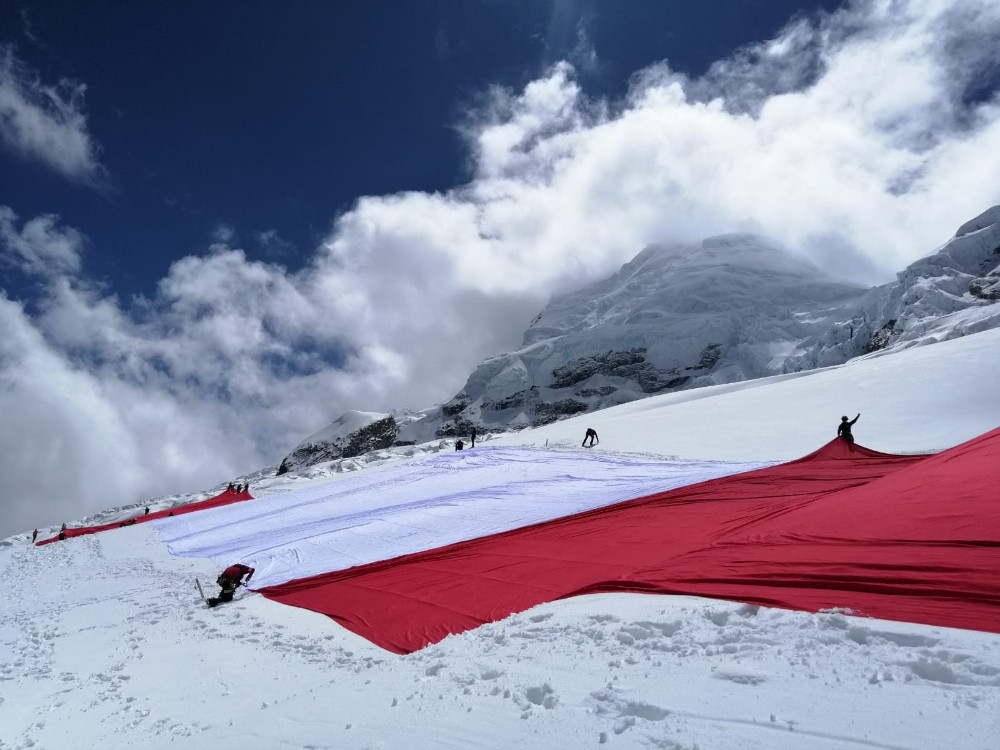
left=583, top=427, right=599, bottom=448
left=838, top=413, right=861, bottom=443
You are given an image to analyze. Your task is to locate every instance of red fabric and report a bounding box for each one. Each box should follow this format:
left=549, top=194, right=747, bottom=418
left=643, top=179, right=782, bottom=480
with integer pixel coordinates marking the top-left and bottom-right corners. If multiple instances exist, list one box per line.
left=259, top=431, right=1000, bottom=654
left=37, top=488, right=253, bottom=546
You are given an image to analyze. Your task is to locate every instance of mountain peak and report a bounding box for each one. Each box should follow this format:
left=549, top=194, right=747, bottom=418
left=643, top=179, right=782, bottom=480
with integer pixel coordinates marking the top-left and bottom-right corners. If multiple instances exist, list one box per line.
left=279, top=209, right=1000, bottom=477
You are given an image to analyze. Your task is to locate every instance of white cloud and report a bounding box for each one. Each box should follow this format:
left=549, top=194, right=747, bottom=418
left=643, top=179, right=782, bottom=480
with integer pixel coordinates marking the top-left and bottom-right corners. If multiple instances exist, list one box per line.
left=211, top=224, right=236, bottom=244
left=0, top=45, right=106, bottom=186
left=3, top=0, right=1000, bottom=537
left=0, top=206, right=84, bottom=276
left=569, top=24, right=599, bottom=75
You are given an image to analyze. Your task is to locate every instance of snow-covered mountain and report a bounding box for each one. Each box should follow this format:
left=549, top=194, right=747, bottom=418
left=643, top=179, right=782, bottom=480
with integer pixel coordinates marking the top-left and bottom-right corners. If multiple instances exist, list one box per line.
left=279, top=207, right=1000, bottom=474
left=785, top=205, right=1000, bottom=370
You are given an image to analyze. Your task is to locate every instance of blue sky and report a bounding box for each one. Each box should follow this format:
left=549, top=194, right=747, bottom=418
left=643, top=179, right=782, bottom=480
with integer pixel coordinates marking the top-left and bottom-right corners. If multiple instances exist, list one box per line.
left=3, top=0, right=841, bottom=299
left=1, top=0, right=999, bottom=537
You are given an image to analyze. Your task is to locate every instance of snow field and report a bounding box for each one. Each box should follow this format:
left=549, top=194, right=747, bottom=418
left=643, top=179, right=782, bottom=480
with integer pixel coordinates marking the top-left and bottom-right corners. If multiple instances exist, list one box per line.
left=1, top=525, right=998, bottom=749
left=3, top=328, right=1000, bottom=748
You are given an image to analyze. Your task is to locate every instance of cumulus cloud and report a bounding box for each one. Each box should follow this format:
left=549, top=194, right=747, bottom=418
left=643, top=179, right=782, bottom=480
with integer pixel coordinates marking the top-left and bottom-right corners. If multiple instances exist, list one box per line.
left=450, top=0, right=1000, bottom=283
left=3, top=0, right=1000, bottom=537
left=0, top=211, right=538, bottom=536
left=0, top=44, right=106, bottom=185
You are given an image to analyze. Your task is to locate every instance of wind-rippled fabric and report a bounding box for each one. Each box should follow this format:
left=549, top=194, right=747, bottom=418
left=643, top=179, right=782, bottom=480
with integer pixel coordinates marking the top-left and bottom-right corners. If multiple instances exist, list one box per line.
left=258, top=432, right=1000, bottom=654
left=153, top=448, right=769, bottom=588
left=37, top=487, right=253, bottom=546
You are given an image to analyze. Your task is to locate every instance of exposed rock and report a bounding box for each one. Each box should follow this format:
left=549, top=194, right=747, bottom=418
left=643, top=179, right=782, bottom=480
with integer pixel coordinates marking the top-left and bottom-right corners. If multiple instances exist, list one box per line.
left=278, top=414, right=398, bottom=475
left=435, top=415, right=478, bottom=438
left=690, top=343, right=723, bottom=371
left=969, top=259, right=1000, bottom=300
left=483, top=387, right=539, bottom=413
left=441, top=398, right=470, bottom=417
left=864, top=319, right=900, bottom=353
left=575, top=386, right=618, bottom=398
left=550, top=349, right=647, bottom=388
left=532, top=399, right=589, bottom=426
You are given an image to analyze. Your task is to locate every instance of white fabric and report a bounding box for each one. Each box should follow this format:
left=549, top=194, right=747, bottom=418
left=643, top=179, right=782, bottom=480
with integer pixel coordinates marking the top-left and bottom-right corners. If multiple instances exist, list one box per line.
left=152, top=447, right=771, bottom=588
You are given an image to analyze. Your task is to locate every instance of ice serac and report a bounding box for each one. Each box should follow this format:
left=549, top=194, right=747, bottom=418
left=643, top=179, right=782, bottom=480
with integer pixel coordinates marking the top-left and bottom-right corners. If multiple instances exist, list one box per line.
left=786, top=205, right=1000, bottom=368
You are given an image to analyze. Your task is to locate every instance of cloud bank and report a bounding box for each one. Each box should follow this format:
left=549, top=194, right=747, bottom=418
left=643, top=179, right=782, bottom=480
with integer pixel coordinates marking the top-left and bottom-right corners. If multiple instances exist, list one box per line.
left=2, top=0, right=1000, bottom=537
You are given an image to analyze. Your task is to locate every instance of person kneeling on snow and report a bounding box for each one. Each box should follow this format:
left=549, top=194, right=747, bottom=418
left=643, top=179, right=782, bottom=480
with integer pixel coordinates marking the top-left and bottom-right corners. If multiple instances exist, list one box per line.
left=207, top=563, right=255, bottom=608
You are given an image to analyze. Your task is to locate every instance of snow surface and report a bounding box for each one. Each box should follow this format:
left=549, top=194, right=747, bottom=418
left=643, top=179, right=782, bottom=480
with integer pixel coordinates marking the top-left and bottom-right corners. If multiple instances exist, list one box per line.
left=3, top=328, right=1000, bottom=749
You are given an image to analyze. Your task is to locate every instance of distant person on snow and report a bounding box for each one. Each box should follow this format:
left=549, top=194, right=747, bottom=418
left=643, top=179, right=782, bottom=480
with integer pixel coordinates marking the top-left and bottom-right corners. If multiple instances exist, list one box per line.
left=838, top=414, right=861, bottom=443
left=583, top=427, right=599, bottom=448
left=207, top=564, right=255, bottom=608
left=455, top=439, right=465, bottom=451
left=470, top=427, right=477, bottom=448
left=144, top=506, right=150, bottom=515
left=32, top=529, right=38, bottom=543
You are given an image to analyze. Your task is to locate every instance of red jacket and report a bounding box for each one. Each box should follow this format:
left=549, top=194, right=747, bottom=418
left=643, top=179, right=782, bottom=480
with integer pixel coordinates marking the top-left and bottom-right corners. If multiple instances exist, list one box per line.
left=222, top=564, right=255, bottom=584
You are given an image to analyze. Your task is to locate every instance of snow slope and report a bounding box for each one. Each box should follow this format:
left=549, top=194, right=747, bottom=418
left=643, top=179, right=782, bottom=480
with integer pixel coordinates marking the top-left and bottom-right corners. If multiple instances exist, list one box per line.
left=2, top=329, right=1000, bottom=749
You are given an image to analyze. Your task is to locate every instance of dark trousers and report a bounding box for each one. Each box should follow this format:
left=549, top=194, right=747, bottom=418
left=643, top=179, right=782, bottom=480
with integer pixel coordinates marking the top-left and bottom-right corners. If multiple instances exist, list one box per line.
left=207, top=590, right=235, bottom=608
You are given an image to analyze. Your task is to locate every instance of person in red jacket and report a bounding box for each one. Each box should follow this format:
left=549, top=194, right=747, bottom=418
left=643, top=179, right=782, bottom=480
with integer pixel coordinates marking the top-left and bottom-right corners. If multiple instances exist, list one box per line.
left=207, top=563, right=255, bottom=608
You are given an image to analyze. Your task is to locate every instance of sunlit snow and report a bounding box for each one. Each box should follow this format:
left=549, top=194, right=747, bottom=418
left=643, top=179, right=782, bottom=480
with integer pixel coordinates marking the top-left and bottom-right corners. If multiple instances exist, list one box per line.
left=2, top=328, right=999, bottom=749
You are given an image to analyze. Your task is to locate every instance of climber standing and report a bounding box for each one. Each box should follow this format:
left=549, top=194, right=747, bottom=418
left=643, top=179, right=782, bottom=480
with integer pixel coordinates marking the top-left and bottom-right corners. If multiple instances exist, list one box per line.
left=838, top=413, right=861, bottom=443
left=207, top=563, right=255, bottom=608
left=583, top=427, right=599, bottom=448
